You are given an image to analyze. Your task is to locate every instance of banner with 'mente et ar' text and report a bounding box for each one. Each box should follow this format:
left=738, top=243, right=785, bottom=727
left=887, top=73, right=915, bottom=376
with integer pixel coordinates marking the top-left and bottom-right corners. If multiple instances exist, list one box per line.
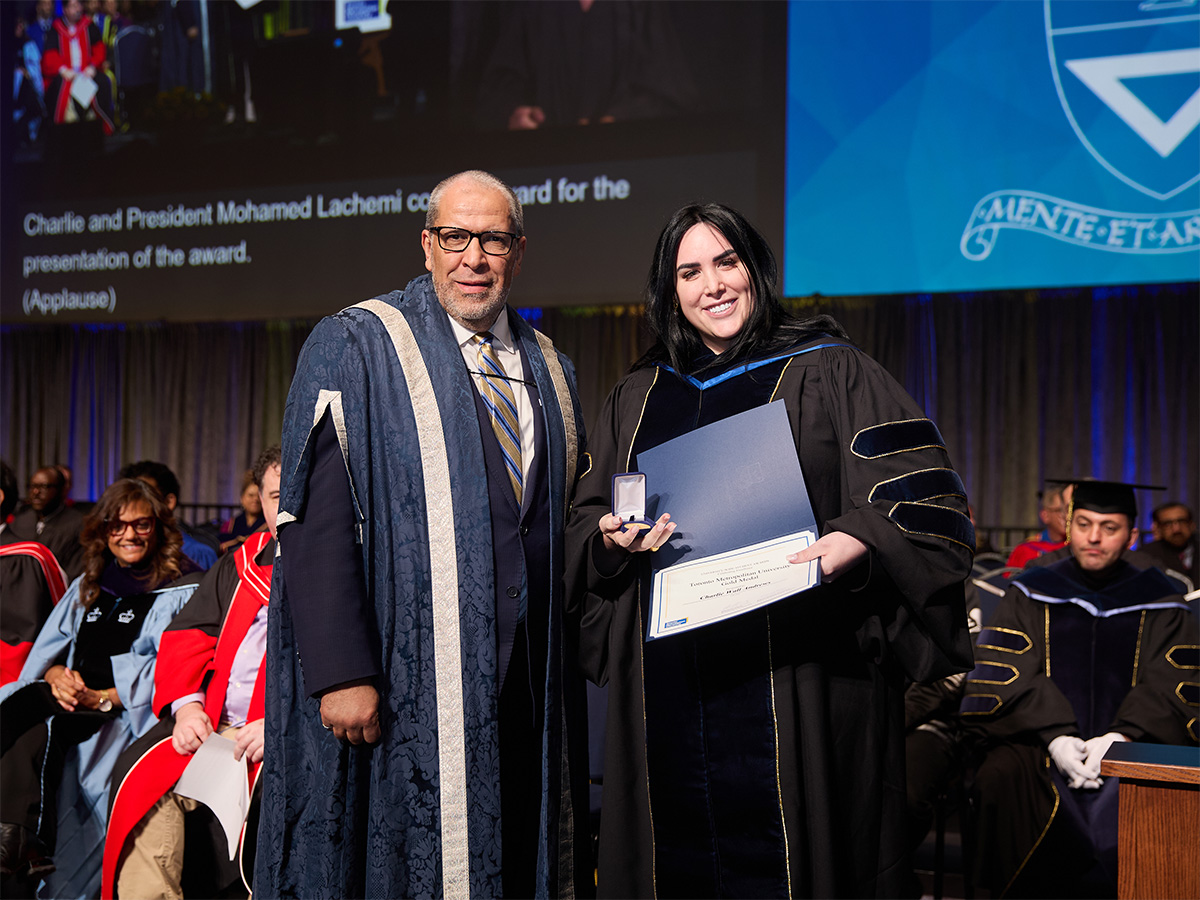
left=785, top=0, right=1199, bottom=296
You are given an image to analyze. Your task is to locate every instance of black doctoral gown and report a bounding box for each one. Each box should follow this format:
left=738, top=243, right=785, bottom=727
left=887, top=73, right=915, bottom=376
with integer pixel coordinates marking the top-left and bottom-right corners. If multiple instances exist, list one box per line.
left=565, top=338, right=975, bottom=898
left=960, top=557, right=1198, bottom=897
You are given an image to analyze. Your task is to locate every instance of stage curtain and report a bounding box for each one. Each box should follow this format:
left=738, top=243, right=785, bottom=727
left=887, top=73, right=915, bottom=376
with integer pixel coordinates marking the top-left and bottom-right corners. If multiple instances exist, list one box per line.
left=1, top=320, right=315, bottom=514
left=3, top=284, right=1195, bottom=541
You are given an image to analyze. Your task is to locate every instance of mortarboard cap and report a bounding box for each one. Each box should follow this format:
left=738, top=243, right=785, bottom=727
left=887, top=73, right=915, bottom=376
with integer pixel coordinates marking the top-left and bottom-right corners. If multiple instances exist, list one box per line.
left=1048, top=477, right=1166, bottom=521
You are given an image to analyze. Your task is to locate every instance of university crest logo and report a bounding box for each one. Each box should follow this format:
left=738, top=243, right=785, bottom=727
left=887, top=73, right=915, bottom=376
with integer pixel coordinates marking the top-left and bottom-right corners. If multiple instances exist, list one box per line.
left=1046, top=0, right=1200, bottom=201
left=961, top=1, right=1199, bottom=260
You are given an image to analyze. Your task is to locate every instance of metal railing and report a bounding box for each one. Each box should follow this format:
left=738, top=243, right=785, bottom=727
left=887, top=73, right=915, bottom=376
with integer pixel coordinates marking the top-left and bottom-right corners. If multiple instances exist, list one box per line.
left=975, top=525, right=1042, bottom=556
left=176, top=502, right=242, bottom=528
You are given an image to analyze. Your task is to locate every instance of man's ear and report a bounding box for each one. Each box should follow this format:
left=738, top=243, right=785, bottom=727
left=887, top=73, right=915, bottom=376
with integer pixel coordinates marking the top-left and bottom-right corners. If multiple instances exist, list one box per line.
left=421, top=230, right=434, bottom=273
left=1127, top=526, right=1139, bottom=550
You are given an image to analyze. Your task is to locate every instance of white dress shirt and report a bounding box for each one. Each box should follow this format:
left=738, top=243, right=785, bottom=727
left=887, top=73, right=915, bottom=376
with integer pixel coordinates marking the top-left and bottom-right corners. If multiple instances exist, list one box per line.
left=448, top=309, right=536, bottom=484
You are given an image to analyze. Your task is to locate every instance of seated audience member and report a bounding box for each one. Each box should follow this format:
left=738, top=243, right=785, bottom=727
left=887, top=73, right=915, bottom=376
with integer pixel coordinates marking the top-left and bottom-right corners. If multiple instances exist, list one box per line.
left=1005, top=485, right=1068, bottom=569
left=103, top=446, right=281, bottom=899
left=960, top=479, right=1198, bottom=899
left=41, top=0, right=115, bottom=135
left=119, top=460, right=219, bottom=571
left=13, top=11, right=46, bottom=145
left=1141, top=501, right=1198, bottom=585
left=904, top=501, right=1004, bottom=888
left=904, top=575, right=985, bottom=863
left=92, top=0, right=127, bottom=54
left=54, top=463, right=91, bottom=514
left=30, top=0, right=55, bottom=56
left=157, top=0, right=206, bottom=95
left=0, top=479, right=199, bottom=899
left=218, top=468, right=264, bottom=554
left=10, top=465, right=86, bottom=578
left=1, top=461, right=68, bottom=686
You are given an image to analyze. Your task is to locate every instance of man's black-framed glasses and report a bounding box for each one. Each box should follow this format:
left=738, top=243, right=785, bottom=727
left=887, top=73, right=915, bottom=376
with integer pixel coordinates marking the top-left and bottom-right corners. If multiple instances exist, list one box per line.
left=427, top=227, right=519, bottom=256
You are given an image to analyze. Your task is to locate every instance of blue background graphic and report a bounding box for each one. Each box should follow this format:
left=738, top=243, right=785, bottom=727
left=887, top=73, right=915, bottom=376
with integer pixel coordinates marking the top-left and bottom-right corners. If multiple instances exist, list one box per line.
left=785, top=1, right=1199, bottom=296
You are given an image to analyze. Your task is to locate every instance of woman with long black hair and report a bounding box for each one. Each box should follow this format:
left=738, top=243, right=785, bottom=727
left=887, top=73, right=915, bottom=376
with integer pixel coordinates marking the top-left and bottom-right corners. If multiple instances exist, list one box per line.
left=566, top=203, right=975, bottom=898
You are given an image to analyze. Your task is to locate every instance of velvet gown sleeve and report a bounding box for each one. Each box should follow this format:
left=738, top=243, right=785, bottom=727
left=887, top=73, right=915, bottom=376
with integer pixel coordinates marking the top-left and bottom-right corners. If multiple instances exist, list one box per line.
left=961, top=587, right=1081, bottom=746
left=1112, top=607, right=1199, bottom=744
left=564, top=374, right=647, bottom=688
left=279, top=407, right=378, bottom=697
left=807, top=346, right=976, bottom=682
left=152, top=551, right=239, bottom=715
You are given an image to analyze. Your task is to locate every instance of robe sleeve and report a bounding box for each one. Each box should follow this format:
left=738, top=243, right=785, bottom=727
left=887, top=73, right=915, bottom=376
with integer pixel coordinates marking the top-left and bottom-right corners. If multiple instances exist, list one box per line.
left=904, top=675, right=965, bottom=730
left=960, top=587, right=1080, bottom=747
left=277, top=318, right=377, bottom=698
left=1113, top=607, right=1199, bottom=745
left=42, top=28, right=63, bottom=77
left=112, top=583, right=199, bottom=738
left=0, top=552, right=61, bottom=681
left=153, top=551, right=238, bottom=716
left=0, top=575, right=83, bottom=703
left=565, top=376, right=651, bottom=687
left=474, top=5, right=536, bottom=130
left=87, top=22, right=106, bottom=69
left=815, top=347, right=975, bottom=682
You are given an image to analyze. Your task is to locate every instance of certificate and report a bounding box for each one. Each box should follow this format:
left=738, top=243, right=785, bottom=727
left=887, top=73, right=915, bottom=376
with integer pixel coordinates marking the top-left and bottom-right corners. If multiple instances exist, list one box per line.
left=636, top=401, right=822, bottom=639
left=173, top=734, right=250, bottom=860
left=648, top=530, right=819, bottom=639
left=69, top=73, right=98, bottom=108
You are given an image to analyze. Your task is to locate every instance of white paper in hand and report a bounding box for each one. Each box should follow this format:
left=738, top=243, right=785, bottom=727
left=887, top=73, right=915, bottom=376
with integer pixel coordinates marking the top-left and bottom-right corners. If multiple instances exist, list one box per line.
left=172, top=734, right=250, bottom=860
left=69, top=73, right=98, bottom=108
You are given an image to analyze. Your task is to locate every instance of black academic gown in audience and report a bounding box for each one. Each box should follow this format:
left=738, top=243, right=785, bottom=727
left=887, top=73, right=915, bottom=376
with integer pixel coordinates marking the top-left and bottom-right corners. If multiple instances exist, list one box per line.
left=961, top=557, right=1197, bottom=898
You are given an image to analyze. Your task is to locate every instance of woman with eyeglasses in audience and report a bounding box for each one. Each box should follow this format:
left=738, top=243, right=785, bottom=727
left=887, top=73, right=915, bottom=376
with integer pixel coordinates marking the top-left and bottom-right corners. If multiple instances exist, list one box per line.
left=0, top=478, right=199, bottom=900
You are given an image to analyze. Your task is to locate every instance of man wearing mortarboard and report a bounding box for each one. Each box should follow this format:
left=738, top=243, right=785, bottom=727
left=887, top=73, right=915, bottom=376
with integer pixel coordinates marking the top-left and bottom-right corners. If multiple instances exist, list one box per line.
left=959, top=479, right=1199, bottom=899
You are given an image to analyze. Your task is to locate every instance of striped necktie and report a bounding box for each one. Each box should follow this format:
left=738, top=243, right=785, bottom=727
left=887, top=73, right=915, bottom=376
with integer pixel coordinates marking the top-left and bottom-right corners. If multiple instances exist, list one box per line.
left=472, top=333, right=523, bottom=504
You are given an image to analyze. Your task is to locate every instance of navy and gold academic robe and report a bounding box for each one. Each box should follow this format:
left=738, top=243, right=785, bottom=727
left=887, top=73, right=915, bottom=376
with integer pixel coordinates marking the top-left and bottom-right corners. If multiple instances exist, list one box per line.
left=256, top=274, right=590, bottom=899
left=565, top=338, right=975, bottom=898
left=961, top=558, right=1198, bottom=897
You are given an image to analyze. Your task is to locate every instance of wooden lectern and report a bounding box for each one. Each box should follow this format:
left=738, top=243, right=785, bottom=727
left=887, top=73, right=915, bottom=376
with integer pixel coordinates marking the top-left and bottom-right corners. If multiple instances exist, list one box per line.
left=1100, top=741, right=1200, bottom=900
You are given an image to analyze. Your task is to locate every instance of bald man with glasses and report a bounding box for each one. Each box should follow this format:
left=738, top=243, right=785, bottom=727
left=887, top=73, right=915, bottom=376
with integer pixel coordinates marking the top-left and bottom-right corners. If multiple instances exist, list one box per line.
left=256, top=170, right=591, bottom=900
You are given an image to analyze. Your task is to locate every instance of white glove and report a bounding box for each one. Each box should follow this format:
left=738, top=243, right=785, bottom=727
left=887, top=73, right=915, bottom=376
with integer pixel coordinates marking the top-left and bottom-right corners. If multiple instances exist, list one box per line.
left=1082, top=732, right=1127, bottom=780
left=1048, top=735, right=1102, bottom=789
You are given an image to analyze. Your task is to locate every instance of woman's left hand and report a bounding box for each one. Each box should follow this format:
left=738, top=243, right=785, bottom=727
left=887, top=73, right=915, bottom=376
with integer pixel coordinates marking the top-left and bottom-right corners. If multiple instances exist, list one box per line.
left=787, top=531, right=869, bottom=581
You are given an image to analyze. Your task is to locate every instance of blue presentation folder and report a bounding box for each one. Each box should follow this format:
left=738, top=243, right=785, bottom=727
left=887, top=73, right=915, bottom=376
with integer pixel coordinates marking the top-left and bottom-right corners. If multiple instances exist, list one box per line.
left=636, top=400, right=818, bottom=570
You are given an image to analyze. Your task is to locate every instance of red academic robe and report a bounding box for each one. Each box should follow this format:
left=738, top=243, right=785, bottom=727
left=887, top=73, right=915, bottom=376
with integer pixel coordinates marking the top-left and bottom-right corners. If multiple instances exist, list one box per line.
left=0, top=539, right=69, bottom=684
left=101, top=531, right=272, bottom=898
left=42, top=14, right=114, bottom=134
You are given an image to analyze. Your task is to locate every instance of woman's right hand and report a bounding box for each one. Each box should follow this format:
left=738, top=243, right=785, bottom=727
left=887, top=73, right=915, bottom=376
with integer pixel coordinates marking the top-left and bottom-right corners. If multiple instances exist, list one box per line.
left=599, top=512, right=675, bottom=554
left=45, top=665, right=88, bottom=711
